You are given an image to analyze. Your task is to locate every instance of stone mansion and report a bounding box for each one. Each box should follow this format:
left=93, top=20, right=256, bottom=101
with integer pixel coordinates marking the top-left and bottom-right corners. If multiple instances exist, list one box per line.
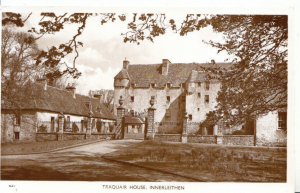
left=113, top=59, right=287, bottom=146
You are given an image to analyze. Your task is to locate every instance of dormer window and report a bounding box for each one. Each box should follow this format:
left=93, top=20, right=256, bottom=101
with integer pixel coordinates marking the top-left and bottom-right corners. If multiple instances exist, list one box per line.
left=131, top=83, right=136, bottom=88
left=151, top=83, right=156, bottom=88
left=166, top=83, right=171, bottom=88
left=85, top=102, right=91, bottom=110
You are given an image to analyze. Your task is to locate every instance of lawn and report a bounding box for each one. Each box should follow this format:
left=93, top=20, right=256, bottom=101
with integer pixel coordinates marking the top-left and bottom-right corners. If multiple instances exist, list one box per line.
left=103, top=141, right=286, bottom=182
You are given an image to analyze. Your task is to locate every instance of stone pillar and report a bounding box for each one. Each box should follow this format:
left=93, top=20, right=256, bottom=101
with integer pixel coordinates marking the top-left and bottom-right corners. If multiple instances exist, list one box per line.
left=214, top=124, right=223, bottom=144
left=57, top=113, right=64, bottom=141
left=146, top=96, right=156, bottom=140
left=86, top=113, right=92, bottom=139
left=116, top=96, right=125, bottom=139
left=181, top=112, right=189, bottom=143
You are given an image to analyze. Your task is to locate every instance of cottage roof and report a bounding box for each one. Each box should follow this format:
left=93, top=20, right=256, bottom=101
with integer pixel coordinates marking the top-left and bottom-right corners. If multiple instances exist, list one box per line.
left=124, top=115, right=144, bottom=124
left=115, top=62, right=231, bottom=88
left=1, top=83, right=116, bottom=120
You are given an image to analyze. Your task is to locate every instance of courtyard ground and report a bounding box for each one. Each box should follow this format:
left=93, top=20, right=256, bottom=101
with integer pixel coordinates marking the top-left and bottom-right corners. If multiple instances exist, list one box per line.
left=1, top=140, right=195, bottom=181
left=1, top=140, right=286, bottom=182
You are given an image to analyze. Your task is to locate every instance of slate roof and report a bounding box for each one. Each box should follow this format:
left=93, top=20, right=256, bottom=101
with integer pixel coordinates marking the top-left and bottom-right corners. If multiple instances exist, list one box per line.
left=124, top=115, right=144, bottom=124
left=115, top=62, right=231, bottom=88
left=1, top=83, right=116, bottom=120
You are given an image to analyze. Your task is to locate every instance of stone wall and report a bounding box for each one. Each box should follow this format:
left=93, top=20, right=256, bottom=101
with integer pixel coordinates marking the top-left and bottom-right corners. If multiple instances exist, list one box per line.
left=36, top=133, right=58, bottom=141
left=36, top=132, right=115, bottom=141
left=154, top=134, right=182, bottom=142
left=221, top=135, right=254, bottom=146
left=187, top=135, right=216, bottom=144
left=256, top=111, right=287, bottom=147
left=154, top=134, right=255, bottom=146
left=1, top=112, right=37, bottom=143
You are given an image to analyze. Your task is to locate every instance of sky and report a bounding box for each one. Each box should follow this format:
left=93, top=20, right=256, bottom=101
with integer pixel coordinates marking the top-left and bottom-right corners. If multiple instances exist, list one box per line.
left=21, top=13, right=229, bottom=94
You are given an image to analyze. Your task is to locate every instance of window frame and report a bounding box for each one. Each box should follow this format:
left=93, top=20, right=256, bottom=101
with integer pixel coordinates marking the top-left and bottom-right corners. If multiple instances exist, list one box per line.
left=278, top=112, right=287, bottom=130
left=204, top=95, right=210, bottom=104
left=130, top=96, right=135, bottom=102
left=205, top=81, right=210, bottom=90
left=14, top=114, right=21, bottom=126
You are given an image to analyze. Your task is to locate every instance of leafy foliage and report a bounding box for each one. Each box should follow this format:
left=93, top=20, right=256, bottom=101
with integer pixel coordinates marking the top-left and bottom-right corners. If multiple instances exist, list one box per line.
left=2, top=13, right=287, bottom=127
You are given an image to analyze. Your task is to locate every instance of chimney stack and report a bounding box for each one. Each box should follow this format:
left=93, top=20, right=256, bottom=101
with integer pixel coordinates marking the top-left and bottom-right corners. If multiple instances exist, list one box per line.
left=123, top=58, right=129, bottom=70
left=36, top=76, right=47, bottom=90
left=93, top=91, right=102, bottom=103
left=161, top=59, right=171, bottom=76
left=66, top=83, right=76, bottom=98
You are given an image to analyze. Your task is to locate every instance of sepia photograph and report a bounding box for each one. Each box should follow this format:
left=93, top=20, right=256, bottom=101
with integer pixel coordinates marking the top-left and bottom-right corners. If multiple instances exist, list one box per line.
left=0, top=1, right=296, bottom=193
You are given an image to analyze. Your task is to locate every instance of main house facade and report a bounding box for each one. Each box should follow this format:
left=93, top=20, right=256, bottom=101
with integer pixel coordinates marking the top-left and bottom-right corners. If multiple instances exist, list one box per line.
left=1, top=79, right=116, bottom=143
left=114, top=59, right=287, bottom=146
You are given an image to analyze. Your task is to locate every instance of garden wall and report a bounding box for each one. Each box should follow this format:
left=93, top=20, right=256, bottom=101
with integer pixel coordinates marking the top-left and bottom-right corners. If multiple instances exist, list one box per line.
left=36, top=132, right=115, bottom=141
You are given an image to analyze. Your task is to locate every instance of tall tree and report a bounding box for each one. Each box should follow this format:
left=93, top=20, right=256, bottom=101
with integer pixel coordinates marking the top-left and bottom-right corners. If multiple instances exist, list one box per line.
left=2, top=13, right=288, bottom=127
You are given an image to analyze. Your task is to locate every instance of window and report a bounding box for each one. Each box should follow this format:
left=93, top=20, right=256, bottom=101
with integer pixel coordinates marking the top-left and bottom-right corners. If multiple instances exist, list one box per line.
left=189, top=114, right=192, bottom=120
left=151, top=83, right=156, bottom=88
left=14, top=114, right=21, bottom=126
left=67, top=116, right=71, bottom=129
left=166, top=83, right=171, bottom=88
left=181, top=83, right=185, bottom=88
left=166, top=109, right=171, bottom=120
left=278, top=112, right=287, bottom=130
left=51, top=117, right=55, bottom=132
left=131, top=96, right=134, bottom=102
left=198, top=93, right=201, bottom=98
left=205, top=95, right=209, bottom=103
left=198, top=82, right=201, bottom=87
left=197, top=108, right=200, bottom=111
left=81, top=120, right=84, bottom=131
left=14, top=132, right=20, bottom=140
left=131, top=83, right=135, bottom=88
left=85, top=102, right=91, bottom=110
left=205, top=81, right=210, bottom=90
left=166, top=96, right=171, bottom=103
